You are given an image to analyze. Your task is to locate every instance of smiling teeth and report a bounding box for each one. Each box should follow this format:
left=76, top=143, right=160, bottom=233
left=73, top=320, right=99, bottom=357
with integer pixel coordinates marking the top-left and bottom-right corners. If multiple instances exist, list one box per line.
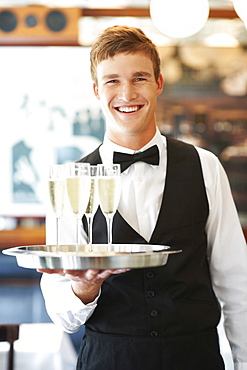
left=118, top=106, right=139, bottom=112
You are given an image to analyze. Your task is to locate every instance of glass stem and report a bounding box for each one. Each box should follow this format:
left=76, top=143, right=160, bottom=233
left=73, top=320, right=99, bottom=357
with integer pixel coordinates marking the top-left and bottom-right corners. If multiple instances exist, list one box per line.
left=76, top=217, right=81, bottom=249
left=88, top=216, right=93, bottom=244
left=87, top=215, right=93, bottom=252
left=106, top=217, right=113, bottom=246
left=56, top=217, right=61, bottom=249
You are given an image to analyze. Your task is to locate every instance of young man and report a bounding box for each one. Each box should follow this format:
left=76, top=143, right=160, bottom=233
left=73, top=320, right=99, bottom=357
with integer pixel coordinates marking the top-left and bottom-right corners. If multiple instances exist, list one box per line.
left=40, top=26, right=247, bottom=369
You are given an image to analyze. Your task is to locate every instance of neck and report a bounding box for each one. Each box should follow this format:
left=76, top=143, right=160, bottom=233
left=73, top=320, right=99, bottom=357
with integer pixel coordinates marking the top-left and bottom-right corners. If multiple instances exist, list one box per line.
left=107, top=128, right=157, bottom=151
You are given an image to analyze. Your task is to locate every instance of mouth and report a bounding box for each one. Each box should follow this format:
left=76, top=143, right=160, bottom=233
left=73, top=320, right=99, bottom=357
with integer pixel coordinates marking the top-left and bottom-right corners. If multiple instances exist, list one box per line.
left=114, top=105, right=143, bottom=113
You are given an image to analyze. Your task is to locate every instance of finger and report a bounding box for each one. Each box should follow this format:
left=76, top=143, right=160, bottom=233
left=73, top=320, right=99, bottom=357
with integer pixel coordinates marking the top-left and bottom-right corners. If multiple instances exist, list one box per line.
left=111, top=268, right=131, bottom=274
left=97, top=269, right=113, bottom=279
left=37, top=269, right=64, bottom=275
left=97, top=268, right=130, bottom=278
left=64, top=269, right=100, bottom=279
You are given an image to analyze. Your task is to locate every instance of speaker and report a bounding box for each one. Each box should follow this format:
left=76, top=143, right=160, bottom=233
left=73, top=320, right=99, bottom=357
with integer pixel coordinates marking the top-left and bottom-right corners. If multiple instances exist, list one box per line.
left=0, top=6, right=81, bottom=45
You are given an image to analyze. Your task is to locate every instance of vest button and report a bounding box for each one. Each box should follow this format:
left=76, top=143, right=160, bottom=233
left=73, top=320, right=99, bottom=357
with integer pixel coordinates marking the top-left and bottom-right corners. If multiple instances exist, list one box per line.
left=150, top=310, right=158, bottom=317
left=146, top=290, right=155, bottom=298
left=150, top=331, right=158, bottom=337
left=146, top=271, right=154, bottom=279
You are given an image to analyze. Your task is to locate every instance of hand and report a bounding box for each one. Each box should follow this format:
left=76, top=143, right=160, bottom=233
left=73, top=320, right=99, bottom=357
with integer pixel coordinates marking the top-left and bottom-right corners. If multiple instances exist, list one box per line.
left=37, top=268, right=130, bottom=304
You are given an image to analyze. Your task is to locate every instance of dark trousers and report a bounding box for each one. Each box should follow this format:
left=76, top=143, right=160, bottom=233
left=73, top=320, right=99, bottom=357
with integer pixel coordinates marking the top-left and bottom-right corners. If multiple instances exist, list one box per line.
left=76, top=328, right=225, bottom=370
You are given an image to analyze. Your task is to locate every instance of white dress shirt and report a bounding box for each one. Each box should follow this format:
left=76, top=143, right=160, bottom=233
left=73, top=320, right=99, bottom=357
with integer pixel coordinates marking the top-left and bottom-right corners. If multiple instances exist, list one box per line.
left=41, top=129, right=247, bottom=369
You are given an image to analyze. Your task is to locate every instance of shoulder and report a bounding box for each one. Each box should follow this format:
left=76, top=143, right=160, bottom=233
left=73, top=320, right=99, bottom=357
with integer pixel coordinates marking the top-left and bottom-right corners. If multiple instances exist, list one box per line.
left=195, top=146, right=221, bottom=169
left=166, top=137, right=218, bottom=167
left=167, top=137, right=225, bottom=186
left=76, top=144, right=102, bottom=164
left=165, top=136, right=221, bottom=168
left=194, top=146, right=229, bottom=195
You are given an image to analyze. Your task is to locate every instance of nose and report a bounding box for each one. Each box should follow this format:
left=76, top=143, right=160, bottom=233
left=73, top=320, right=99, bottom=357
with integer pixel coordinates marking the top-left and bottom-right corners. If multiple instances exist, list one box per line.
left=117, top=81, right=137, bottom=102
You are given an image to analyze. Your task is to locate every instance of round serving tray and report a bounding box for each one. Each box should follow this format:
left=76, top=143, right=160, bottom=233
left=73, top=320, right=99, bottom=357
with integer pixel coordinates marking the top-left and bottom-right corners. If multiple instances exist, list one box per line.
left=2, top=244, right=182, bottom=270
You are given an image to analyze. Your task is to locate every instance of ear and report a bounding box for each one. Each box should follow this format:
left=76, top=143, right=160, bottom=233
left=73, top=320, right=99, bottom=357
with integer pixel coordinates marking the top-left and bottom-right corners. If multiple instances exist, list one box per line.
left=93, top=83, right=100, bottom=100
left=156, top=73, right=164, bottom=96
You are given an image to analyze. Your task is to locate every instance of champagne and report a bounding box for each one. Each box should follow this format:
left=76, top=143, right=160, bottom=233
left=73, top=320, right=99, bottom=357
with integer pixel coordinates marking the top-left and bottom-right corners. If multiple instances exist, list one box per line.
left=97, top=177, right=121, bottom=218
left=66, top=176, right=91, bottom=217
left=48, top=180, right=66, bottom=218
left=86, top=178, right=99, bottom=215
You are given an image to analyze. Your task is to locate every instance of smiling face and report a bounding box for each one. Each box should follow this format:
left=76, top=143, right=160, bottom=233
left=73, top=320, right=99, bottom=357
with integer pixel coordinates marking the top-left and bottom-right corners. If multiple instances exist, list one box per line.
left=93, top=52, right=164, bottom=149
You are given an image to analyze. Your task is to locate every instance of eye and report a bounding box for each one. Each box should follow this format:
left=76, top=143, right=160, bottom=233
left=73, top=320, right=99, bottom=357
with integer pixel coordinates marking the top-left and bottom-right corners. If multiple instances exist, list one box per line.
left=134, top=77, right=146, bottom=82
left=106, top=79, right=119, bottom=84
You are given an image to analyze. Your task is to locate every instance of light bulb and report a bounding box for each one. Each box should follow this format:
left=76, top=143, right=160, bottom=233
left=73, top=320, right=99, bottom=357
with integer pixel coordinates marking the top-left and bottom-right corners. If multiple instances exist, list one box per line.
left=233, top=0, right=247, bottom=23
left=150, top=0, right=209, bottom=39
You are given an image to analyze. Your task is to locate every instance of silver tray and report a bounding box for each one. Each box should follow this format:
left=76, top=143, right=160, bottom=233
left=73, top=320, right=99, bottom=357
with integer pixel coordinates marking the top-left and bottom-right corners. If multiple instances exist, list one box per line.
left=2, top=244, right=182, bottom=270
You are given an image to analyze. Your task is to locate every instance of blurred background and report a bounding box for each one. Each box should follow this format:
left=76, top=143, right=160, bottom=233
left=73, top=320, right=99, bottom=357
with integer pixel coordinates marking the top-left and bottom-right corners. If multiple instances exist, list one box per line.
left=0, top=1, right=246, bottom=368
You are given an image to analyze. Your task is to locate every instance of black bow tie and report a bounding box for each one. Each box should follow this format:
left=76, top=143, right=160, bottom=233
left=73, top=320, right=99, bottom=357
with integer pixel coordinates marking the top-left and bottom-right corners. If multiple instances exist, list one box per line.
left=113, top=145, right=160, bottom=172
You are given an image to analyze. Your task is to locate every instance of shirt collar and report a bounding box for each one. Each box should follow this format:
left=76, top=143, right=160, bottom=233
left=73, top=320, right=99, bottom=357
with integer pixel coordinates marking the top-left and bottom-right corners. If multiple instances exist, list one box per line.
left=100, top=128, right=164, bottom=170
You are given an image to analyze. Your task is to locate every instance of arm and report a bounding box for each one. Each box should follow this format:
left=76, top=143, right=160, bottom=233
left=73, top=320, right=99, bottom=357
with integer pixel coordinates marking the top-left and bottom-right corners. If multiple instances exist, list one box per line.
left=41, top=208, right=129, bottom=332
left=197, top=147, right=247, bottom=369
left=39, top=268, right=128, bottom=333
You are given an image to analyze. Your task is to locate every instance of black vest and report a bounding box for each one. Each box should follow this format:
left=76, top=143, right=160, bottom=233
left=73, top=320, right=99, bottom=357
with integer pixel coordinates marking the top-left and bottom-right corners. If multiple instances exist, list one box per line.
left=78, top=137, right=221, bottom=338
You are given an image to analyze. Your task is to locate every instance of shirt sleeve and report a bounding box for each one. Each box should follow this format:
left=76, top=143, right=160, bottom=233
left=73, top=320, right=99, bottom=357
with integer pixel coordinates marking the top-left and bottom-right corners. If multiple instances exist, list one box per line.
left=41, top=207, right=100, bottom=333
left=40, top=273, right=99, bottom=333
left=197, top=147, right=247, bottom=369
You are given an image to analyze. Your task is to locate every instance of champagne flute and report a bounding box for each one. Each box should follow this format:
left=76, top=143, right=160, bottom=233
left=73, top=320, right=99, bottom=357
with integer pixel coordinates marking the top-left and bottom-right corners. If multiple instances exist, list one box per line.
left=85, top=166, right=99, bottom=248
left=48, top=164, right=66, bottom=248
left=66, top=163, right=91, bottom=247
left=97, top=164, right=121, bottom=246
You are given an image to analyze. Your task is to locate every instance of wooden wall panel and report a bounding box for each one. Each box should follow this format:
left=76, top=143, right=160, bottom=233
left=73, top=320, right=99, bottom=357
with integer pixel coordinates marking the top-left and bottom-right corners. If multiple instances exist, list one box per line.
left=0, top=6, right=81, bottom=45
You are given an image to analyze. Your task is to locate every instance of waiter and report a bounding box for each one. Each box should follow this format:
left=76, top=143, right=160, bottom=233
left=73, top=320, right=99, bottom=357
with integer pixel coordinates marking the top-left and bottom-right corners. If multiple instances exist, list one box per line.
left=40, top=26, right=247, bottom=370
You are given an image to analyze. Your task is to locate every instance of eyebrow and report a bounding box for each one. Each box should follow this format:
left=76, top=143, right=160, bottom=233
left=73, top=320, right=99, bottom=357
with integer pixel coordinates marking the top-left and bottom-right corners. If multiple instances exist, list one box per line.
left=102, top=71, right=152, bottom=81
left=102, top=74, right=119, bottom=81
left=133, top=72, right=152, bottom=78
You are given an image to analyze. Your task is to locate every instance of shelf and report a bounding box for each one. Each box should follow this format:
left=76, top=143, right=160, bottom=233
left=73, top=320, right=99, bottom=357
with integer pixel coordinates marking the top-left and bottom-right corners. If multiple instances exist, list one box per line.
left=0, top=226, right=45, bottom=250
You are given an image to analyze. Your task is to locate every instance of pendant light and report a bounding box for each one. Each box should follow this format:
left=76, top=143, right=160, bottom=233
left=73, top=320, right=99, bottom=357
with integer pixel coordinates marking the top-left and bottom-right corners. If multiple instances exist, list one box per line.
left=150, top=0, right=210, bottom=39
left=233, top=0, right=247, bottom=24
